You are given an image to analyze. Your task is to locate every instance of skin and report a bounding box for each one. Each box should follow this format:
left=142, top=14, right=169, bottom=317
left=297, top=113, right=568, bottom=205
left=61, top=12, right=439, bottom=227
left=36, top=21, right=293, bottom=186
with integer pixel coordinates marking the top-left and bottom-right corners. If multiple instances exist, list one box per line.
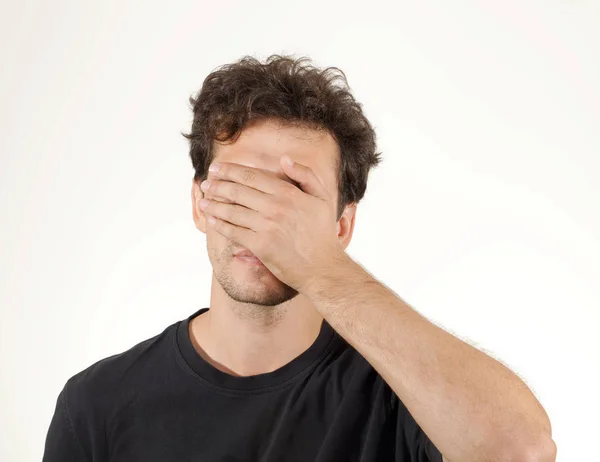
left=188, top=117, right=556, bottom=460
left=190, top=117, right=356, bottom=377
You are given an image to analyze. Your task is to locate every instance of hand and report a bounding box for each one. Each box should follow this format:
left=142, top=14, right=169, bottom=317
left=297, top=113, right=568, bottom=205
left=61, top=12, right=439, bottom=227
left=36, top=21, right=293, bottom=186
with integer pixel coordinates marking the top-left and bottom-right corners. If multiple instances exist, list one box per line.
left=198, top=155, right=345, bottom=293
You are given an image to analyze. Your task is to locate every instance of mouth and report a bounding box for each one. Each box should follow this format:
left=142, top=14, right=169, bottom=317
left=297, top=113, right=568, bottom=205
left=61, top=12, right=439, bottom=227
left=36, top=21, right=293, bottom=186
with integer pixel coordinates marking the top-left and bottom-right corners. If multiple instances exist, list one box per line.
left=235, top=254, right=264, bottom=266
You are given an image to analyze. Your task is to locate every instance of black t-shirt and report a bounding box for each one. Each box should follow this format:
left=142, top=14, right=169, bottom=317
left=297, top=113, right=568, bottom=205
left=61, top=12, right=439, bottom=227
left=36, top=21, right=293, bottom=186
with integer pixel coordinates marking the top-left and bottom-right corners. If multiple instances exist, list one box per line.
left=43, top=307, right=442, bottom=462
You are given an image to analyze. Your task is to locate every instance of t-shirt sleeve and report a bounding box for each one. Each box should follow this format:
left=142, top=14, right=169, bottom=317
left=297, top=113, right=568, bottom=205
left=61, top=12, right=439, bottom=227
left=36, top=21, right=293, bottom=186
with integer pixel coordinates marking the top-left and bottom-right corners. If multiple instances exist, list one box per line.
left=42, top=386, right=89, bottom=462
left=392, top=391, right=443, bottom=462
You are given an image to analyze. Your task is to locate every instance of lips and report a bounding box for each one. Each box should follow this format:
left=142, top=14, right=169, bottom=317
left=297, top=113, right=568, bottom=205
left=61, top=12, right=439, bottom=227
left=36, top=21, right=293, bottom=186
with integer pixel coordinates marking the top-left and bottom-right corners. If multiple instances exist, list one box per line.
left=233, top=249, right=255, bottom=258
left=233, top=248, right=265, bottom=266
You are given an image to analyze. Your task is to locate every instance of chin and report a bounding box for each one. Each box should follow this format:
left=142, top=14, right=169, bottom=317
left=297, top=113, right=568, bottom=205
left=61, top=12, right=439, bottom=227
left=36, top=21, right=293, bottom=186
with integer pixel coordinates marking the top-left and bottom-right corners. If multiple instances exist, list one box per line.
left=228, top=283, right=299, bottom=307
left=216, top=269, right=299, bottom=307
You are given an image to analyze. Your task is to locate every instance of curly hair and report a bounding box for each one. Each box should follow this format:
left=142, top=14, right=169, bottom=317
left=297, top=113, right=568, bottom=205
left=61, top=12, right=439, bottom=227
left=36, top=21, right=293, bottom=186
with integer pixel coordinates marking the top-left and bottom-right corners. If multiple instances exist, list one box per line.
left=182, top=54, right=382, bottom=221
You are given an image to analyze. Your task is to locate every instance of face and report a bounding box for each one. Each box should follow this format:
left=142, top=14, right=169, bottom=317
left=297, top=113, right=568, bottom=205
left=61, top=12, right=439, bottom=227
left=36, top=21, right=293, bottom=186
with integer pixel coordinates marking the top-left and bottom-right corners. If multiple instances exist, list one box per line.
left=192, top=118, right=348, bottom=307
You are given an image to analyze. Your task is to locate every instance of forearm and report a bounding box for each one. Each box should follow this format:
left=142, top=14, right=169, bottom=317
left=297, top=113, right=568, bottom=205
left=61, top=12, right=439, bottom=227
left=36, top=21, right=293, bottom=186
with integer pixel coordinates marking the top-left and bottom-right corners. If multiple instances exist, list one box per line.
left=305, top=254, right=555, bottom=462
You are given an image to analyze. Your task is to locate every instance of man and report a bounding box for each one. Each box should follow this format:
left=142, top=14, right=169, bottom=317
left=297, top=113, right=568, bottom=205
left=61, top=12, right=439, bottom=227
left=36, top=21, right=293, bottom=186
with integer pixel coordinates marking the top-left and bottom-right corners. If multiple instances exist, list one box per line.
left=43, top=55, right=556, bottom=461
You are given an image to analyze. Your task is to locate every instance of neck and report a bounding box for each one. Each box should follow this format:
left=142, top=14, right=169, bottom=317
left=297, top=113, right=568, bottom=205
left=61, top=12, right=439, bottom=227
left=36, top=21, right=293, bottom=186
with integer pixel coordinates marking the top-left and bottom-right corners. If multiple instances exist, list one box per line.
left=188, top=280, right=324, bottom=377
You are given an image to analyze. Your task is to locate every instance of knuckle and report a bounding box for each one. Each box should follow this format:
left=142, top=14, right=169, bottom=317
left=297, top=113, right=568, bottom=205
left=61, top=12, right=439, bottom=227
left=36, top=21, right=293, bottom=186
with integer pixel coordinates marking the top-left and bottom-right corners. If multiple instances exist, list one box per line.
left=230, top=183, right=240, bottom=203
left=272, top=205, right=285, bottom=220
left=225, top=204, right=237, bottom=221
left=242, top=168, right=256, bottom=184
left=266, top=220, right=279, bottom=234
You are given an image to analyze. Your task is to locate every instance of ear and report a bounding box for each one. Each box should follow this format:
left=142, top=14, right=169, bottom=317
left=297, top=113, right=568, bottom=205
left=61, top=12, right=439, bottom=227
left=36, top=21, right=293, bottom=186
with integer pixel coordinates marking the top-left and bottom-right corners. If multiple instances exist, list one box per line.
left=191, top=178, right=208, bottom=234
left=336, top=203, right=357, bottom=251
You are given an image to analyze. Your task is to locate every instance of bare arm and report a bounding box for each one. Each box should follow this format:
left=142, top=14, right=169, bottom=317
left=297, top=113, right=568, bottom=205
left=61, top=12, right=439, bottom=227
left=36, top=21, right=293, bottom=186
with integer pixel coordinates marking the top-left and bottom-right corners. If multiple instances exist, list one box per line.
left=305, top=253, right=556, bottom=462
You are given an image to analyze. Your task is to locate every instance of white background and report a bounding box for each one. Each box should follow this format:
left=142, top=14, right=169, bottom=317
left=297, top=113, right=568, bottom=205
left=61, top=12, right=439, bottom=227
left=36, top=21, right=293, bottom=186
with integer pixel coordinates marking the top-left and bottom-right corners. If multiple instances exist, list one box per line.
left=1, top=1, right=598, bottom=460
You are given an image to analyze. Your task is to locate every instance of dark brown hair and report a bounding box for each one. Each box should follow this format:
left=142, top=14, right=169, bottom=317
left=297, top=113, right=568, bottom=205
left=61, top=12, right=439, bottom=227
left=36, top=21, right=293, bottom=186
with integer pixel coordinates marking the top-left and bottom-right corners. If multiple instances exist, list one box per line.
left=182, top=54, right=382, bottom=221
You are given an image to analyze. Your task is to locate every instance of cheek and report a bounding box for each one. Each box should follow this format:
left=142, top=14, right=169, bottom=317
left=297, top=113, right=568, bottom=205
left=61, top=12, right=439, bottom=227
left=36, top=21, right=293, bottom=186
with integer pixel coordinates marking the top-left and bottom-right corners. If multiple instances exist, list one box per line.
left=206, top=229, right=232, bottom=254
left=205, top=233, right=224, bottom=264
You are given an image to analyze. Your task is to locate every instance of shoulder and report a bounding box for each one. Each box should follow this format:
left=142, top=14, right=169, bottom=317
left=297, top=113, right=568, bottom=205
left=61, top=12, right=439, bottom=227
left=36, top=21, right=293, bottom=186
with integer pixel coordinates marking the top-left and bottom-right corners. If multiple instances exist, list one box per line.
left=44, top=321, right=179, bottom=459
left=62, top=320, right=177, bottom=419
left=329, top=341, right=444, bottom=461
